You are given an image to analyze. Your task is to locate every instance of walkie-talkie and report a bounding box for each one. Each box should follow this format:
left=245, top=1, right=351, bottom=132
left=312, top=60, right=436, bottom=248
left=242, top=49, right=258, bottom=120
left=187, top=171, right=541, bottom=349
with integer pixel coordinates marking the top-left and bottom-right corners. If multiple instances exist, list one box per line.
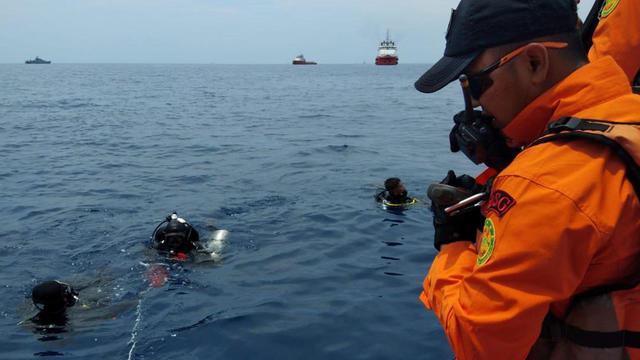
left=449, top=75, right=520, bottom=171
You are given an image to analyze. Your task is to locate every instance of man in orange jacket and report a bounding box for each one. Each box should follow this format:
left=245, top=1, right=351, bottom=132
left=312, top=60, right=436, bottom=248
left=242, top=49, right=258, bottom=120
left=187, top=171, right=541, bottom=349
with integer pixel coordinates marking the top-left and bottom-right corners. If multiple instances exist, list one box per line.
left=587, top=0, right=640, bottom=85
left=414, top=0, right=640, bottom=358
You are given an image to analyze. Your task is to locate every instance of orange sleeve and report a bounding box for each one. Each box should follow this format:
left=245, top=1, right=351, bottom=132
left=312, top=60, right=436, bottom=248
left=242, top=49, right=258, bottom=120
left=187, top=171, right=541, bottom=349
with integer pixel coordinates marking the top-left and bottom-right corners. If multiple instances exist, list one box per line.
left=420, top=175, right=602, bottom=359
left=588, top=0, right=640, bottom=83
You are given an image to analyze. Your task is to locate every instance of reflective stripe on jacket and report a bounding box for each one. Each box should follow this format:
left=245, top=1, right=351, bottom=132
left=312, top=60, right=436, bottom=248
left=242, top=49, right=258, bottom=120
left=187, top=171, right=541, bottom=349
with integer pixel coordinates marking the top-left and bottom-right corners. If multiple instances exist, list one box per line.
left=421, top=57, right=640, bottom=359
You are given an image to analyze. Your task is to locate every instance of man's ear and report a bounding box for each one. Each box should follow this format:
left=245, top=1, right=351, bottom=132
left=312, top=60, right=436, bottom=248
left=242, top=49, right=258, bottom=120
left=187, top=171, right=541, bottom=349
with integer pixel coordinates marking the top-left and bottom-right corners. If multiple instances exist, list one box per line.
left=523, top=43, right=550, bottom=85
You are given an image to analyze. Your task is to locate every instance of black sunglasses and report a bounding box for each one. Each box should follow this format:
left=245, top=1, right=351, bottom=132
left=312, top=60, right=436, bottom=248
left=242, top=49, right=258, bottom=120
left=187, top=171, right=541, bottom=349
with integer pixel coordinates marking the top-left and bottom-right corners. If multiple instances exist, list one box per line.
left=466, top=42, right=568, bottom=100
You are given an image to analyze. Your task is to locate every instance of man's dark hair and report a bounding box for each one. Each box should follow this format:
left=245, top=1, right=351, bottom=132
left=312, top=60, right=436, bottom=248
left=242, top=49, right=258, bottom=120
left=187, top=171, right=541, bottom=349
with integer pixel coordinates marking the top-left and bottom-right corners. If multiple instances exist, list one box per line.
left=385, top=177, right=401, bottom=192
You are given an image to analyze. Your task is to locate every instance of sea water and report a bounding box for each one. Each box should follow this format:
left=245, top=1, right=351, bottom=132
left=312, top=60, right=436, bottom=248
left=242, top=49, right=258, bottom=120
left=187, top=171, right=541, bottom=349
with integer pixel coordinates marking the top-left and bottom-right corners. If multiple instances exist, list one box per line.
left=0, top=64, right=483, bottom=359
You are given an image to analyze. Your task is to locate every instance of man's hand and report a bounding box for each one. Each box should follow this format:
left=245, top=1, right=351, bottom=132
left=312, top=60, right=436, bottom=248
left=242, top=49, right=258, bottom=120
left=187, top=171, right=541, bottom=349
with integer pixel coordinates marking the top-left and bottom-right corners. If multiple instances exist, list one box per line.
left=429, top=170, right=485, bottom=251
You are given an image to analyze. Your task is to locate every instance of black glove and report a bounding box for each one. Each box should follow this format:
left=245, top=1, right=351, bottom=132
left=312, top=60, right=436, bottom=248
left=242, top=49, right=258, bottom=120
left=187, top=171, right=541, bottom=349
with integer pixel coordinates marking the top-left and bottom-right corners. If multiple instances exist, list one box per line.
left=430, top=170, right=485, bottom=251
left=440, top=169, right=483, bottom=194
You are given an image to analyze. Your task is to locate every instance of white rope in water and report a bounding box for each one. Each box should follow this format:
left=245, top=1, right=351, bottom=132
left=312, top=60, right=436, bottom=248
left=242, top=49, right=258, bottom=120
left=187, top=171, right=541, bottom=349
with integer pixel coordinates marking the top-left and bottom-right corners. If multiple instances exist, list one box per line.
left=128, top=263, right=158, bottom=360
left=127, top=287, right=150, bottom=360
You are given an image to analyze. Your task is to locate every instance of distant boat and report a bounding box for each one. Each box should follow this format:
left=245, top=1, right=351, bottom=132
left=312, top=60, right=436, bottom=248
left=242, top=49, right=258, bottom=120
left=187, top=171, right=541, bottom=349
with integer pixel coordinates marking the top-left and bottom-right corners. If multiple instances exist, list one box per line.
left=375, top=30, right=398, bottom=66
left=25, top=56, right=51, bottom=64
left=292, top=54, right=317, bottom=65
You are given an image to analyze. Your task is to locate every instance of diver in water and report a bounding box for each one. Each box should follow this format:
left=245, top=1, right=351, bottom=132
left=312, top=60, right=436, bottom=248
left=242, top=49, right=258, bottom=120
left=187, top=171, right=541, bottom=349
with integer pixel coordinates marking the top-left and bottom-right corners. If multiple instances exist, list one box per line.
left=151, top=212, right=200, bottom=259
left=376, top=177, right=415, bottom=206
left=30, top=280, right=78, bottom=327
left=150, top=212, right=229, bottom=261
left=20, top=274, right=138, bottom=341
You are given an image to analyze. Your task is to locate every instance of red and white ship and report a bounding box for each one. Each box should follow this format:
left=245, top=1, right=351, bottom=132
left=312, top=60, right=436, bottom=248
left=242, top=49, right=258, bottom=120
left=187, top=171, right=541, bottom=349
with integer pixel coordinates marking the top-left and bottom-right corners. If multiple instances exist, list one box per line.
left=375, top=30, right=398, bottom=66
left=292, top=54, right=317, bottom=65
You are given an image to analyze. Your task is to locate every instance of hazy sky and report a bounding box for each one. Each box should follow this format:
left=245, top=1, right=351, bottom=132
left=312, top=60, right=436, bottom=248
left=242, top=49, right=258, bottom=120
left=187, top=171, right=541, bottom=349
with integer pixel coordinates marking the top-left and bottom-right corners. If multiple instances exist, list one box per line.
left=1, top=0, right=596, bottom=64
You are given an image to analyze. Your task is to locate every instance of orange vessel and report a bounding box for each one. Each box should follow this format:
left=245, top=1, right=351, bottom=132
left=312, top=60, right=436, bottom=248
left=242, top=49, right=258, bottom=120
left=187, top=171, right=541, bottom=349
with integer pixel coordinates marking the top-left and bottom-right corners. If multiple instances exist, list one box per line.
left=375, top=30, right=398, bottom=65
left=292, top=54, right=317, bottom=65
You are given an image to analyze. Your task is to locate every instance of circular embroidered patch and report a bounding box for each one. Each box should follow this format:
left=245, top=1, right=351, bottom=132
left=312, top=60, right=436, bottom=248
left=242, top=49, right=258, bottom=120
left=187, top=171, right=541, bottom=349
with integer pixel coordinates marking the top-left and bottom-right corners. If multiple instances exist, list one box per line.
left=477, top=219, right=495, bottom=266
left=600, top=0, right=620, bottom=18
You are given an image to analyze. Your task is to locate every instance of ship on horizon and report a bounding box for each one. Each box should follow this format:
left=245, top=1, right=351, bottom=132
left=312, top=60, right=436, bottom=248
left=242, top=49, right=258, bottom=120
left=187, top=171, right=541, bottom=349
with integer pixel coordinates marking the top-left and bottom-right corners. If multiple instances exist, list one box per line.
left=292, top=54, right=317, bottom=65
left=375, top=30, right=398, bottom=66
left=25, top=56, right=51, bottom=64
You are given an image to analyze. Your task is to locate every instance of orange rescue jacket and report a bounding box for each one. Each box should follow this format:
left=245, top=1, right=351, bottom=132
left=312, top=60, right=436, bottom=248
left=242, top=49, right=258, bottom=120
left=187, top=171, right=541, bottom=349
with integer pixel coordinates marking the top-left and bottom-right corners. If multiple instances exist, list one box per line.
left=421, top=56, right=640, bottom=359
left=588, top=0, right=640, bottom=83
left=525, top=117, right=640, bottom=359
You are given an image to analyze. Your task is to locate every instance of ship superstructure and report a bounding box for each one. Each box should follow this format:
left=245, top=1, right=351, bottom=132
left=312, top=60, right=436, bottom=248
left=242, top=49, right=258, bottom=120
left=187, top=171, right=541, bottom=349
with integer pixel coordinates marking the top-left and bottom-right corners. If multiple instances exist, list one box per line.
left=25, top=56, right=51, bottom=64
left=292, top=54, right=317, bottom=65
left=375, top=30, right=398, bottom=65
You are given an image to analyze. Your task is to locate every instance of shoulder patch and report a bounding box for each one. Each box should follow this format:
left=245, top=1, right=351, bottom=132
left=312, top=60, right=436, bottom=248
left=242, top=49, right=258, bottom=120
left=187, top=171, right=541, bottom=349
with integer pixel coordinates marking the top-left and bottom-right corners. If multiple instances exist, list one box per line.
left=600, top=0, right=620, bottom=18
left=487, top=190, right=516, bottom=217
left=477, top=219, right=495, bottom=266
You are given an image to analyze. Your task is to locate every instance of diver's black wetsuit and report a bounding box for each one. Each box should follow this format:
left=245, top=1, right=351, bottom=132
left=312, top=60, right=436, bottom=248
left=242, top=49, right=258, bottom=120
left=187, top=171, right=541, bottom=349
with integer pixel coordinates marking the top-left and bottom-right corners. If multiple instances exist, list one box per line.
left=29, top=280, right=78, bottom=330
left=154, top=232, right=198, bottom=254
left=31, top=311, right=68, bottom=328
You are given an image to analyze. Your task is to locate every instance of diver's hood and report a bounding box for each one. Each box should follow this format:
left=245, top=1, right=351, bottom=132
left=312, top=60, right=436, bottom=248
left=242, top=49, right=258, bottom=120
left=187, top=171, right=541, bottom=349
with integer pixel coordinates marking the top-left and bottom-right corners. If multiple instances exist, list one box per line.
left=32, top=280, right=78, bottom=313
left=154, top=215, right=200, bottom=252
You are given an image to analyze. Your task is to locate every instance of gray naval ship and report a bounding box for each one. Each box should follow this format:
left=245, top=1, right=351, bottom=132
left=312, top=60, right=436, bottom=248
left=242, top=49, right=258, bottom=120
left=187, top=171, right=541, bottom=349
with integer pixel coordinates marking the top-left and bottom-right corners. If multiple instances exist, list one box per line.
left=25, top=56, right=51, bottom=64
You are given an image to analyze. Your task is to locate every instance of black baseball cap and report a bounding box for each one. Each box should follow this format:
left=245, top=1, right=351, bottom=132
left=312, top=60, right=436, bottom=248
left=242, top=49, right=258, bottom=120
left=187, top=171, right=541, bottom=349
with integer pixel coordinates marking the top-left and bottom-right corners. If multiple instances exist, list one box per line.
left=415, top=0, right=578, bottom=93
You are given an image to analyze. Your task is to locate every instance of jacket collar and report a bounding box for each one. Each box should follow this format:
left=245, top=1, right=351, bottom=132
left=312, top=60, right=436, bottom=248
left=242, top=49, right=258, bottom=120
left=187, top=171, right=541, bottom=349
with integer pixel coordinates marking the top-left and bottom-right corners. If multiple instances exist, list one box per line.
left=501, top=56, right=632, bottom=146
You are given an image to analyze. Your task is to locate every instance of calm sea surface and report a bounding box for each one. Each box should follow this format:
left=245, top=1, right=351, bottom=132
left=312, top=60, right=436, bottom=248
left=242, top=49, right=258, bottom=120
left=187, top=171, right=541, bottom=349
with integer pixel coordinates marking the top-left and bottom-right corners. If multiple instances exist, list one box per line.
left=0, top=64, right=483, bottom=359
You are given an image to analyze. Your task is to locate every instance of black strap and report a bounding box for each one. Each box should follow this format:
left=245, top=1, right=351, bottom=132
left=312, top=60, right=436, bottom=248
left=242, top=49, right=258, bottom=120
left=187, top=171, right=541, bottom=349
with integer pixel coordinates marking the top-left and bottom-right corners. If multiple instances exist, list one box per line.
left=581, top=0, right=606, bottom=51
left=567, top=325, right=640, bottom=348
left=548, top=116, right=640, bottom=128
left=542, top=313, right=640, bottom=348
left=547, top=116, right=612, bottom=133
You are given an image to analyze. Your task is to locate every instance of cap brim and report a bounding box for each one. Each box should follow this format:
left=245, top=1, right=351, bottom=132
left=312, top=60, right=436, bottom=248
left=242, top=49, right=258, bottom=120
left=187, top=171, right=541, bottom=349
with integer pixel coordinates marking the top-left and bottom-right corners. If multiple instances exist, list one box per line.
left=414, top=51, right=480, bottom=93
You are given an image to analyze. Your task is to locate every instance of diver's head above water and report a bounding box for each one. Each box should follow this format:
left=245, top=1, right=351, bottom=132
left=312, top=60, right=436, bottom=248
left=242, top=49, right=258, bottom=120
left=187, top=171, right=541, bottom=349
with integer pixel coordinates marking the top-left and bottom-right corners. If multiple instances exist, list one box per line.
left=384, top=177, right=409, bottom=203
left=32, top=280, right=78, bottom=315
left=152, top=212, right=200, bottom=255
